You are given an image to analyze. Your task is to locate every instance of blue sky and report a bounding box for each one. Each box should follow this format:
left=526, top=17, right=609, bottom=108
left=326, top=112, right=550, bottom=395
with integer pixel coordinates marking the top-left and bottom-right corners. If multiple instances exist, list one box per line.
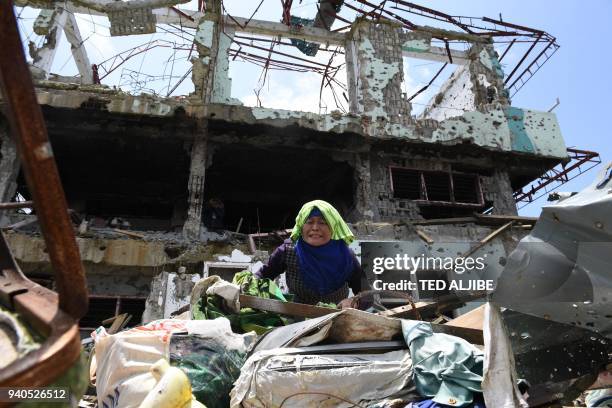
left=16, top=1, right=612, bottom=217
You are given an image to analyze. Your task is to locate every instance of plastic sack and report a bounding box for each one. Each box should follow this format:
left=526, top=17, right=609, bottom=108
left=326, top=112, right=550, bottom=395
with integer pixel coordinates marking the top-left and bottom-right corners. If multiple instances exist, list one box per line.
left=93, top=318, right=254, bottom=408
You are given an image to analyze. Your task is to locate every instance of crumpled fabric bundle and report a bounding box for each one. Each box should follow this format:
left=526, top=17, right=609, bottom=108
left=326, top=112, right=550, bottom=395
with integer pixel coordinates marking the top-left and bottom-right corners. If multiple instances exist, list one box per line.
left=191, top=272, right=291, bottom=335
left=402, top=320, right=484, bottom=407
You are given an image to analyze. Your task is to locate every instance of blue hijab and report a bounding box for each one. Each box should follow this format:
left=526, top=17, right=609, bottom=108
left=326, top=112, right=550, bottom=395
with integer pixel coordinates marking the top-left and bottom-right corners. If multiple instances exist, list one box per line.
left=294, top=208, right=355, bottom=295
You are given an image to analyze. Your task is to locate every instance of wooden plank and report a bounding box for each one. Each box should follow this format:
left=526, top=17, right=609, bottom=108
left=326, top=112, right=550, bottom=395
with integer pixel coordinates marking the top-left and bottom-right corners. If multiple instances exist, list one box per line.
left=462, top=221, right=513, bottom=258
left=108, top=313, right=131, bottom=334
left=415, top=228, right=434, bottom=244
left=473, top=213, right=538, bottom=224
left=432, top=323, right=483, bottom=345
left=379, top=301, right=434, bottom=318
left=409, top=217, right=478, bottom=226
left=239, top=294, right=338, bottom=318
left=379, top=291, right=487, bottom=319
left=113, top=228, right=145, bottom=239
left=445, top=304, right=485, bottom=331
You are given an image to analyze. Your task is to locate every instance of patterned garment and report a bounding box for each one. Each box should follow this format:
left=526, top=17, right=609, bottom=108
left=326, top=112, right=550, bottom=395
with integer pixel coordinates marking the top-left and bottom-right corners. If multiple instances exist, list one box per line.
left=284, top=242, right=349, bottom=304
left=255, top=239, right=366, bottom=305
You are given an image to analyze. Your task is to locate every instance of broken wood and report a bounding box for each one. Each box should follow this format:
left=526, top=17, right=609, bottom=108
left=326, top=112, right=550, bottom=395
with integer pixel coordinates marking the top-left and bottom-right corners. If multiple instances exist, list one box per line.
left=235, top=217, right=243, bottom=233
left=431, top=323, right=484, bottom=345
left=445, top=304, right=485, bottom=331
left=248, top=229, right=292, bottom=253
left=415, top=228, right=434, bottom=244
left=462, top=221, right=514, bottom=258
left=379, top=301, right=437, bottom=318
left=473, top=213, right=538, bottom=224
left=1, top=216, right=38, bottom=230
left=113, top=228, right=145, bottom=239
left=408, top=214, right=537, bottom=227
left=379, top=291, right=487, bottom=319
left=432, top=313, right=452, bottom=324
left=408, top=217, right=477, bottom=226
left=239, top=294, right=338, bottom=318
left=105, top=313, right=132, bottom=334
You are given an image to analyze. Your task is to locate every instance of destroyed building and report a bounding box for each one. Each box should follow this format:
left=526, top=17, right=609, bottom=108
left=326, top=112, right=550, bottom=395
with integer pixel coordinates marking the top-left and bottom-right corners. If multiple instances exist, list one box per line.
left=0, top=1, right=602, bottom=333
left=1, top=1, right=611, bottom=406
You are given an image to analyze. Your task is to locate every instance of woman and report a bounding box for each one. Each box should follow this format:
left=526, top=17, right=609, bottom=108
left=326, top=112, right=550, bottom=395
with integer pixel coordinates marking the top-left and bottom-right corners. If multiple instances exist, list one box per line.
left=255, top=199, right=369, bottom=306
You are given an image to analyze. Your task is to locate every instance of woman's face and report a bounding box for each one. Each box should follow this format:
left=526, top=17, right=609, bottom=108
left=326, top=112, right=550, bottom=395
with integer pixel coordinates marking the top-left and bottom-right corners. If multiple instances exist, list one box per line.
left=302, top=215, right=332, bottom=246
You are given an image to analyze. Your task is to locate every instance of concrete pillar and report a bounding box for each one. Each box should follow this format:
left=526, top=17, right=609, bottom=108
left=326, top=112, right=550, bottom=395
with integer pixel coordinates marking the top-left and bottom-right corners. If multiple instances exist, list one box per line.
left=29, top=8, right=67, bottom=79
left=485, top=169, right=518, bottom=216
left=345, top=19, right=411, bottom=124
left=184, top=0, right=222, bottom=238
left=182, top=127, right=207, bottom=240
left=0, top=128, right=21, bottom=226
left=354, top=153, right=374, bottom=221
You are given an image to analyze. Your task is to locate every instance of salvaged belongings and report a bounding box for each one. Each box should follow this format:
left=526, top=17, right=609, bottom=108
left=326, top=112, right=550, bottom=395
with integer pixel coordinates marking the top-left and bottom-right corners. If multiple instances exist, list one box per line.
left=92, top=318, right=254, bottom=408
left=190, top=273, right=292, bottom=334
left=190, top=272, right=338, bottom=334
left=231, top=307, right=496, bottom=407
left=231, top=308, right=414, bottom=407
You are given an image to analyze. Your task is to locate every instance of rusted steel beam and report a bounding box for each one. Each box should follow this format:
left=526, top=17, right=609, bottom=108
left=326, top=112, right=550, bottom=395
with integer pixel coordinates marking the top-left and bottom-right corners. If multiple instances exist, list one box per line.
left=482, top=16, right=544, bottom=36
left=506, top=37, right=556, bottom=90
left=391, top=0, right=475, bottom=34
left=499, top=38, right=516, bottom=62
left=504, top=32, right=542, bottom=85
left=408, top=62, right=447, bottom=102
left=514, top=148, right=601, bottom=204
left=0, top=1, right=88, bottom=320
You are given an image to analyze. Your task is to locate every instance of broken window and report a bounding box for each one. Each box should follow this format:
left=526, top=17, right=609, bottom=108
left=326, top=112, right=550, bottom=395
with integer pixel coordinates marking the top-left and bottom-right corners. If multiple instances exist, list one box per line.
left=227, top=32, right=347, bottom=114
left=401, top=56, right=455, bottom=117
left=390, top=167, right=483, bottom=206
left=15, top=120, right=193, bottom=231
left=79, top=295, right=146, bottom=332
left=204, top=144, right=355, bottom=233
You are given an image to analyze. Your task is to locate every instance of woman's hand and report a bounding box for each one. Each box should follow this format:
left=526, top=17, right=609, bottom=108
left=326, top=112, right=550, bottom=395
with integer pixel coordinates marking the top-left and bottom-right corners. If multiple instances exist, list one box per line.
left=337, top=297, right=359, bottom=309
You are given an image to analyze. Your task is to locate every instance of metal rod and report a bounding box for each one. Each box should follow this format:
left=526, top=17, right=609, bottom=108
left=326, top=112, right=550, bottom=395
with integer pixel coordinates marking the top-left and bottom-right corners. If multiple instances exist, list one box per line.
left=0, top=201, right=34, bottom=210
left=481, top=16, right=545, bottom=35
left=506, top=37, right=555, bottom=90
left=391, top=0, right=475, bottom=33
left=408, top=63, right=447, bottom=102
left=0, top=1, right=88, bottom=320
left=504, top=32, right=542, bottom=84
left=498, top=38, right=516, bottom=62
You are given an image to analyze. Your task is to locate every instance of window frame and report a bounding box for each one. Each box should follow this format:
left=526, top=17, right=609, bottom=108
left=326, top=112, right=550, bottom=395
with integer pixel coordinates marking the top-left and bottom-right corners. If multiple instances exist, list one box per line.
left=389, top=166, right=484, bottom=207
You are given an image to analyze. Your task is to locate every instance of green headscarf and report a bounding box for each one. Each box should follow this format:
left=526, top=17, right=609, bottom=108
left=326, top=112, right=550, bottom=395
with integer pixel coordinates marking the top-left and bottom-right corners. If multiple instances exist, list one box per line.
left=290, top=200, right=354, bottom=245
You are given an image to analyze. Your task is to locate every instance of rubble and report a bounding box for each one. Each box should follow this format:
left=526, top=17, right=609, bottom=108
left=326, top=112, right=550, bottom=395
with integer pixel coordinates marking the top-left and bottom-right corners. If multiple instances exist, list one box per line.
left=0, top=0, right=610, bottom=407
